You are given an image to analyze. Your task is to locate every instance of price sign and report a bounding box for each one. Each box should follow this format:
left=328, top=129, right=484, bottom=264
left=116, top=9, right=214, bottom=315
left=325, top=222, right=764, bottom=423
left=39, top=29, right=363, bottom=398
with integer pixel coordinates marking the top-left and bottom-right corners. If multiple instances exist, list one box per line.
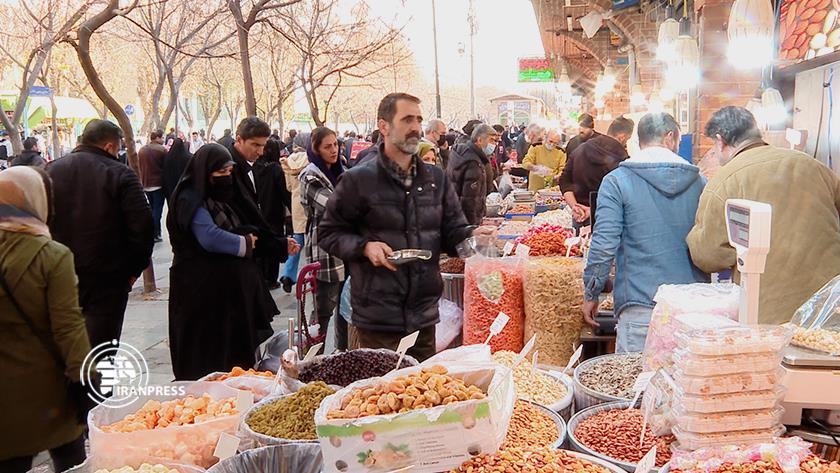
left=531, top=351, right=539, bottom=376
left=303, top=343, right=323, bottom=362
left=503, top=241, right=514, bottom=256
left=213, top=432, right=241, bottom=460
left=515, top=243, right=530, bottom=257
left=627, top=371, right=655, bottom=409
left=394, top=330, right=419, bottom=370
left=485, top=312, right=510, bottom=344
left=235, top=390, right=254, bottom=414
left=563, top=345, right=583, bottom=374
left=634, top=446, right=657, bottom=473
left=512, top=334, right=537, bottom=369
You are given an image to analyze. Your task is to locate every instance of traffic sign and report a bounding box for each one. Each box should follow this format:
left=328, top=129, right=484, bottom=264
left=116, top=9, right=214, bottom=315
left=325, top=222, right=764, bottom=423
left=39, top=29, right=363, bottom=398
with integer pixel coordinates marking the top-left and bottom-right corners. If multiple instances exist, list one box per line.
left=124, top=104, right=135, bottom=116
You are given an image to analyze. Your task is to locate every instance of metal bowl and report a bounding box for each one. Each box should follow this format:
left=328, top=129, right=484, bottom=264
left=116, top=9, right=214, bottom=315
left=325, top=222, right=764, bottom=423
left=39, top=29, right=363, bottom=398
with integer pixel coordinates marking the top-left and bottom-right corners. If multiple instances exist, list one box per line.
left=565, top=450, right=631, bottom=473
left=573, top=353, right=639, bottom=411
left=521, top=399, right=567, bottom=448
left=567, top=401, right=649, bottom=472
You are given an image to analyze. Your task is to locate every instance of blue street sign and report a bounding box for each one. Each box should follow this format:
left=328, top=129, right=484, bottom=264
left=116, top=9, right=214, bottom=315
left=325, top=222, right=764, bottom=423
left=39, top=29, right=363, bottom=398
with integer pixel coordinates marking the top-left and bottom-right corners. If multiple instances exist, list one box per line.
left=124, top=104, right=135, bottom=116
left=30, top=86, right=52, bottom=97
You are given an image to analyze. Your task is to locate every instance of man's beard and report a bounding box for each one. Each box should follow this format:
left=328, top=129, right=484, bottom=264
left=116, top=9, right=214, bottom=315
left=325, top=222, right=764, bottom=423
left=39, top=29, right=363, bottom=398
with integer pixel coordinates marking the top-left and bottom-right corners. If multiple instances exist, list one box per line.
left=392, top=131, right=420, bottom=155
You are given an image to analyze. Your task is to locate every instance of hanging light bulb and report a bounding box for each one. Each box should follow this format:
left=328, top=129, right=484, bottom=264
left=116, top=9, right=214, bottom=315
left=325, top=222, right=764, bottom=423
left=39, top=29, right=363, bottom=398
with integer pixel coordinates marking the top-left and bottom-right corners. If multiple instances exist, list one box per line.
left=668, top=18, right=700, bottom=90
left=727, top=0, right=775, bottom=69
left=761, top=86, right=786, bottom=125
left=630, top=84, right=647, bottom=107
left=602, top=59, right=617, bottom=90
left=556, top=62, right=572, bottom=96
left=657, top=16, right=680, bottom=63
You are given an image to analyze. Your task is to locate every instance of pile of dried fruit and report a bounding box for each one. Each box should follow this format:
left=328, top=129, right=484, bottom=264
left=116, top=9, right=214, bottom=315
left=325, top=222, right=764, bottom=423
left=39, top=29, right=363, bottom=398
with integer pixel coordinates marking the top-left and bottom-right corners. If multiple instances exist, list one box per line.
left=531, top=208, right=573, bottom=228
left=440, top=257, right=466, bottom=274
left=211, top=367, right=273, bottom=381
left=671, top=456, right=840, bottom=473
left=450, top=447, right=611, bottom=472
left=298, top=349, right=416, bottom=386
left=779, top=0, right=839, bottom=61
left=791, top=326, right=840, bottom=354
left=507, top=203, right=535, bottom=214
left=463, top=257, right=525, bottom=352
left=94, top=465, right=180, bottom=473
left=577, top=353, right=643, bottom=399
left=327, top=366, right=485, bottom=419
left=575, top=408, right=675, bottom=466
left=101, top=394, right=238, bottom=432
left=514, top=224, right=580, bottom=257
left=492, top=350, right=568, bottom=405
left=246, top=381, right=335, bottom=440
left=503, top=400, right=560, bottom=449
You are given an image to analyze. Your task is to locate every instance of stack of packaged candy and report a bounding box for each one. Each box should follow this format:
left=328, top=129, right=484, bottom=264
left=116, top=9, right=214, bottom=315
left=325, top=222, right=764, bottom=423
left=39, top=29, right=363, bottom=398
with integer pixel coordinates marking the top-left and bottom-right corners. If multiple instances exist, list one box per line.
left=670, top=325, right=793, bottom=450
left=668, top=437, right=821, bottom=473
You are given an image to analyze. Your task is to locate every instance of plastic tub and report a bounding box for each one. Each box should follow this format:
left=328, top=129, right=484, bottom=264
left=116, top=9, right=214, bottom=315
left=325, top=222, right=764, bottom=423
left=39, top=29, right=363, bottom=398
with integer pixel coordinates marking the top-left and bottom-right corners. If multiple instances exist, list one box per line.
left=674, top=387, right=785, bottom=414
left=441, top=273, right=465, bottom=309
left=523, top=400, right=568, bottom=448
left=671, top=349, right=782, bottom=376
left=673, top=406, right=785, bottom=434
left=675, top=325, right=792, bottom=356
left=543, top=370, right=575, bottom=420
left=671, top=424, right=786, bottom=451
left=568, top=401, right=656, bottom=472
left=65, top=460, right=205, bottom=473
left=573, top=354, right=639, bottom=411
left=206, top=444, right=322, bottom=473
left=672, top=368, right=784, bottom=396
left=241, top=396, right=320, bottom=449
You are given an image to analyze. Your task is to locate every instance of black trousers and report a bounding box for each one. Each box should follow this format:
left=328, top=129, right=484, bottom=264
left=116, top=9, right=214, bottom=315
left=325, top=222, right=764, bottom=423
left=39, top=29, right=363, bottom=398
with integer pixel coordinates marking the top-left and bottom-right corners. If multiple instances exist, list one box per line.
left=0, top=436, right=86, bottom=473
left=259, top=255, right=282, bottom=285
left=78, top=276, right=130, bottom=349
left=315, top=280, right=348, bottom=350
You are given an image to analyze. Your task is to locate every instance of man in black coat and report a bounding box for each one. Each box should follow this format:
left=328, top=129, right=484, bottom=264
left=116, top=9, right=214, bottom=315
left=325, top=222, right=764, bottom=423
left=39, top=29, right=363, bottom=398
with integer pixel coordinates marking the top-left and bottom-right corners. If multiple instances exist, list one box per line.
left=47, top=119, right=154, bottom=348
left=564, top=113, right=600, bottom=158
left=217, top=128, right=235, bottom=148
left=447, top=124, right=498, bottom=225
left=10, top=137, right=46, bottom=168
left=319, top=93, right=492, bottom=361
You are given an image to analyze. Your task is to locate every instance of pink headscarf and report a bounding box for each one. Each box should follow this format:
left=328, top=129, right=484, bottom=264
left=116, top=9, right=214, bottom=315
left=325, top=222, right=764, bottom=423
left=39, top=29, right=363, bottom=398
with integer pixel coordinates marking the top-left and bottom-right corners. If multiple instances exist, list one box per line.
left=0, top=166, right=51, bottom=238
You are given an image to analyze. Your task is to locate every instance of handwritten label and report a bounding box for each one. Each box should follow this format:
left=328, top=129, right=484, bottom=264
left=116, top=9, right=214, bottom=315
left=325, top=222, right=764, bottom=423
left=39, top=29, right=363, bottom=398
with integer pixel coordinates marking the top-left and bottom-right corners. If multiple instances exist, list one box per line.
left=303, top=343, right=323, bottom=362
left=512, top=334, right=537, bottom=369
left=213, top=432, right=240, bottom=460
left=503, top=241, right=514, bottom=256
left=634, top=446, right=657, bottom=473
left=563, top=345, right=583, bottom=374
left=515, top=243, right=531, bottom=257
left=235, top=390, right=254, bottom=414
left=394, top=330, right=419, bottom=370
left=627, top=371, right=655, bottom=409
left=485, top=312, right=510, bottom=344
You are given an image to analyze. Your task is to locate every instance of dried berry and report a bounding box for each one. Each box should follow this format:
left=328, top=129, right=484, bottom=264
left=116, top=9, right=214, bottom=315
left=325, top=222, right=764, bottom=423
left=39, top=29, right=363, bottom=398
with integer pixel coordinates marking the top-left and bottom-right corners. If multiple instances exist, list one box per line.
left=298, top=349, right=416, bottom=387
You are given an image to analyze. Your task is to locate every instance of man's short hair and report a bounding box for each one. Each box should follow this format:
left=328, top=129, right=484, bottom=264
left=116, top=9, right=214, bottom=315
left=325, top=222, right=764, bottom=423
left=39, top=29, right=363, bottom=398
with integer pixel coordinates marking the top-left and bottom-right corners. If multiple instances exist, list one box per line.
left=526, top=122, right=544, bottom=135
left=80, top=119, right=123, bottom=147
left=191, top=131, right=198, bottom=136
left=23, top=137, right=38, bottom=151
left=150, top=129, right=164, bottom=141
left=370, top=129, right=381, bottom=143
left=378, top=93, right=421, bottom=123
left=425, top=118, right=446, bottom=134
left=492, top=124, right=505, bottom=134
left=471, top=124, right=495, bottom=142
left=579, top=113, right=595, bottom=129
left=704, top=106, right=763, bottom=147
left=236, top=117, right=271, bottom=140
left=637, top=113, right=680, bottom=147
left=607, top=116, right=635, bottom=137
left=223, top=128, right=231, bottom=135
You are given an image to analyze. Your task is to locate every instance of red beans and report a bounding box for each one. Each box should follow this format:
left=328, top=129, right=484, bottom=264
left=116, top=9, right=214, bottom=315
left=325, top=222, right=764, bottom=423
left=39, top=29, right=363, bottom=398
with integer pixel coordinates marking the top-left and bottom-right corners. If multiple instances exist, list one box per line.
left=575, top=408, right=675, bottom=467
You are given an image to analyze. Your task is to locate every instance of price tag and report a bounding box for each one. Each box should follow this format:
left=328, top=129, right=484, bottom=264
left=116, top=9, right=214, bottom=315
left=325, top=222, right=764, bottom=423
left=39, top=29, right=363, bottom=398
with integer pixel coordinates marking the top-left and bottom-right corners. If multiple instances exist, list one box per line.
left=235, top=390, right=254, bottom=414
left=639, top=387, right=660, bottom=448
left=394, top=330, right=419, bottom=370
left=627, top=371, right=655, bottom=410
left=564, top=237, right=581, bottom=257
left=563, top=345, right=583, bottom=374
left=515, top=243, right=530, bottom=257
left=531, top=351, right=539, bottom=376
left=512, top=334, right=537, bottom=369
left=303, top=343, right=323, bottom=362
left=484, top=312, right=510, bottom=344
left=213, top=432, right=241, bottom=460
left=634, top=446, right=657, bottom=473
left=503, top=241, right=514, bottom=256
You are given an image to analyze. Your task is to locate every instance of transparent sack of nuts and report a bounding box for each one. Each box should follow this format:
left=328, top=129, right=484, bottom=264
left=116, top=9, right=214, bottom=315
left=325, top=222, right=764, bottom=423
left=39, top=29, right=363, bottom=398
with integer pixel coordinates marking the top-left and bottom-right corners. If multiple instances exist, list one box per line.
left=198, top=372, right=278, bottom=403
left=64, top=457, right=205, bottom=473
left=88, top=382, right=243, bottom=469
left=523, top=257, right=584, bottom=366
left=790, top=274, right=840, bottom=356
left=463, top=256, right=525, bottom=352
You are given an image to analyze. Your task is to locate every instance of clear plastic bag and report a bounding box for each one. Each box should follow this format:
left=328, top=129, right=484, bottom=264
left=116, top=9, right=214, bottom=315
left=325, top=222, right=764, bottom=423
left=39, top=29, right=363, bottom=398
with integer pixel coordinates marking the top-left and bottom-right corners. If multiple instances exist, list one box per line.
left=65, top=458, right=205, bottom=473
left=339, top=277, right=352, bottom=324
left=675, top=326, right=793, bottom=356
left=463, top=256, right=525, bottom=352
left=198, top=372, right=278, bottom=403
left=790, top=274, right=840, bottom=355
left=642, top=371, right=677, bottom=437
left=436, top=298, right=463, bottom=352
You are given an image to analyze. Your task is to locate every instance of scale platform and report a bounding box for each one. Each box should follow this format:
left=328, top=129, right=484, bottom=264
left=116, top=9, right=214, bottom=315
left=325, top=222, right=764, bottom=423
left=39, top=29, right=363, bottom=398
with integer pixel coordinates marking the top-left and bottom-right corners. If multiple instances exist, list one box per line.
left=781, top=346, right=840, bottom=425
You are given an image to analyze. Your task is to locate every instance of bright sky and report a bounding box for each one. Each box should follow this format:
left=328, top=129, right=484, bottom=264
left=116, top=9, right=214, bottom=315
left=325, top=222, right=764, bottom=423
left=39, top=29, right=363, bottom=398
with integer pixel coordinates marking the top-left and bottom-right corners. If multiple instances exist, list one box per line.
left=370, top=0, right=546, bottom=92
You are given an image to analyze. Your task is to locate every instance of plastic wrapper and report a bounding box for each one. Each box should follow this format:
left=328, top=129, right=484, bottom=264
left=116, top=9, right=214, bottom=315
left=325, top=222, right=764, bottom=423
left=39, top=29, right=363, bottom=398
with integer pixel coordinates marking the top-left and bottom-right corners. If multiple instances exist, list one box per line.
left=523, top=257, right=584, bottom=366
left=205, top=444, right=322, bottom=473
left=673, top=406, right=784, bottom=434
left=672, top=424, right=786, bottom=451
left=673, top=368, right=784, bottom=396
left=675, top=326, right=793, bottom=356
left=643, top=283, right=740, bottom=371
left=671, top=349, right=782, bottom=377
left=199, top=372, right=277, bottom=403
left=436, top=298, right=463, bottom=352
left=463, top=256, right=525, bottom=352
left=314, top=346, right=515, bottom=473
left=790, top=274, right=840, bottom=355
left=339, top=277, right=352, bottom=324
left=668, top=436, right=816, bottom=473
left=240, top=395, right=321, bottom=448
left=88, top=382, right=243, bottom=469
left=643, top=371, right=678, bottom=437
left=674, top=387, right=785, bottom=414
left=65, top=459, right=205, bottom=473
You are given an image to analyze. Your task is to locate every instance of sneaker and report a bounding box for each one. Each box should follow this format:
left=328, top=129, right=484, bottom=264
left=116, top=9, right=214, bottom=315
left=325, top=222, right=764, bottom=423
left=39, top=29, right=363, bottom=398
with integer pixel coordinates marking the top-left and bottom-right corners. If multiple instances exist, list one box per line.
left=280, top=276, right=293, bottom=293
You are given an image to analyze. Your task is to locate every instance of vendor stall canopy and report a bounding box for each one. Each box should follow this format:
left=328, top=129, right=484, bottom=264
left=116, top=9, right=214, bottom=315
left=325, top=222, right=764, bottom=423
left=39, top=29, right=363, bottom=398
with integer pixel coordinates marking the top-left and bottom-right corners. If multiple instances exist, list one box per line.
left=0, top=92, right=100, bottom=129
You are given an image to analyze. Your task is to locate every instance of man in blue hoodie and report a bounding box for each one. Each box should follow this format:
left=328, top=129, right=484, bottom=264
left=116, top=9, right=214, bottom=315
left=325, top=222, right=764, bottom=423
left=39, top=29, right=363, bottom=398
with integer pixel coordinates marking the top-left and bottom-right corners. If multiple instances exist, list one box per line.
left=582, top=113, right=708, bottom=352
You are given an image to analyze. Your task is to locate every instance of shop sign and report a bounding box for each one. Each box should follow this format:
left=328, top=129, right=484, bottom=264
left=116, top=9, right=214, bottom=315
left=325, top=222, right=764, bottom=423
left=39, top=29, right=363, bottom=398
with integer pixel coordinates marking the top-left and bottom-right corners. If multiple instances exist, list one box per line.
left=29, top=85, right=52, bottom=97
left=612, top=0, right=640, bottom=10
left=518, top=57, right=555, bottom=83
left=514, top=101, right=532, bottom=113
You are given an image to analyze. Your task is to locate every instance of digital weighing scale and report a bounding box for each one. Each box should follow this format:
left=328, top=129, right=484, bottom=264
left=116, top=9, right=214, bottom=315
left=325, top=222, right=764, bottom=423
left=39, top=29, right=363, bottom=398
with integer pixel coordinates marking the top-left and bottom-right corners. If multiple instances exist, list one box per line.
left=725, top=199, right=840, bottom=427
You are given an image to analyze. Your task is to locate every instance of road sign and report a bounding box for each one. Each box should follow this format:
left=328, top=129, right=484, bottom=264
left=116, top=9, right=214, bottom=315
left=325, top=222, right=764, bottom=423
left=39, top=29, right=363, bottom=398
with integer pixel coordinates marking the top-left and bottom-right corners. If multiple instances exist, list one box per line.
left=124, top=104, right=135, bottom=116
left=29, top=86, right=52, bottom=97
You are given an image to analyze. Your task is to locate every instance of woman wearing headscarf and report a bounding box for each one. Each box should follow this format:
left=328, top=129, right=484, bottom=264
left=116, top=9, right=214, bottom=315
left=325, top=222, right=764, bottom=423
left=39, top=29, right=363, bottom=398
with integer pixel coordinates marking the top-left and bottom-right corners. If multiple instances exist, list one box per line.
left=167, top=144, right=278, bottom=380
left=0, top=167, right=91, bottom=472
left=162, top=137, right=192, bottom=202
left=299, top=127, right=347, bottom=349
left=255, top=138, right=292, bottom=288
left=278, top=132, right=310, bottom=293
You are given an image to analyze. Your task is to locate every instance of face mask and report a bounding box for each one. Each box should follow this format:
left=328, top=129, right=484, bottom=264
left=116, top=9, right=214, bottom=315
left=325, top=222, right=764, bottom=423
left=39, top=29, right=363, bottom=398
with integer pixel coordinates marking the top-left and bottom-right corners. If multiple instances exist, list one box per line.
left=545, top=143, right=555, bottom=151
left=437, top=135, right=446, bottom=146
left=483, top=143, right=496, bottom=156
left=209, top=174, right=234, bottom=202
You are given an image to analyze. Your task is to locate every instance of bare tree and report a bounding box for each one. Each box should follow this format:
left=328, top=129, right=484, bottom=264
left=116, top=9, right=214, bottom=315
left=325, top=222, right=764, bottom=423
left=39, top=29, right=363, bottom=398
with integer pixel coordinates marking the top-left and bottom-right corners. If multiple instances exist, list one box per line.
left=0, top=1, right=92, bottom=154
left=250, top=21, right=301, bottom=135
left=227, top=0, right=302, bottom=117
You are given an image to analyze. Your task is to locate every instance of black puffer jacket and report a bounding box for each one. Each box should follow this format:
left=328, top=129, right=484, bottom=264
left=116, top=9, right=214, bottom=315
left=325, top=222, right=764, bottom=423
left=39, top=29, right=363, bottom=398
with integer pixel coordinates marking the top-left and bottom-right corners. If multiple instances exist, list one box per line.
left=319, top=144, right=473, bottom=333
left=447, top=142, right=488, bottom=225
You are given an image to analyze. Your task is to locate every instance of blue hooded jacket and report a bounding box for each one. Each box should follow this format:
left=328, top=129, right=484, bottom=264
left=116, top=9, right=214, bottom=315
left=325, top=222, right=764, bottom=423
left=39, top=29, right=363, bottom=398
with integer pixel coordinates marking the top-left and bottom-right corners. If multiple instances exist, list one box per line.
left=584, top=152, right=709, bottom=315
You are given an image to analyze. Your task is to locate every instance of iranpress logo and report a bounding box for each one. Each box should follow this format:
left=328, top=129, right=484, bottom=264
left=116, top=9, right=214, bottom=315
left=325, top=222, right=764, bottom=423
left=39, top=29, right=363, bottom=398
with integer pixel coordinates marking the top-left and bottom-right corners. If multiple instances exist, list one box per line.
left=80, top=339, right=151, bottom=408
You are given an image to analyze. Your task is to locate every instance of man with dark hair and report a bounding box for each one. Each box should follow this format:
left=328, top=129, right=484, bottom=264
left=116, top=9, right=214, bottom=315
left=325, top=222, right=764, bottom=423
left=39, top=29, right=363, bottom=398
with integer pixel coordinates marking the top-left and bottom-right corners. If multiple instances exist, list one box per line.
left=565, top=113, right=599, bottom=158
left=559, top=115, right=634, bottom=228
left=165, top=127, right=176, bottom=144
left=688, top=106, right=840, bottom=324
left=355, top=129, right=382, bottom=165
left=47, top=119, right=154, bottom=347
left=582, top=113, right=707, bottom=352
left=284, top=129, right=298, bottom=153
left=217, top=128, right=235, bottom=148
left=319, top=93, right=492, bottom=360
left=10, top=137, right=46, bottom=167
left=139, top=129, right=167, bottom=242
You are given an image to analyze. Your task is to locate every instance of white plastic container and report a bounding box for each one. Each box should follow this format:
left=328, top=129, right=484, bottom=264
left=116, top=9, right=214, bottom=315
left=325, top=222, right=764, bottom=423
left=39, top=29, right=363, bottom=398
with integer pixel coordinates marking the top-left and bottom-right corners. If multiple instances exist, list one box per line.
left=671, top=424, right=785, bottom=451
left=671, top=349, right=782, bottom=377
left=672, top=368, right=783, bottom=396
left=675, top=326, right=792, bottom=356
left=674, top=387, right=785, bottom=414
left=673, top=406, right=784, bottom=433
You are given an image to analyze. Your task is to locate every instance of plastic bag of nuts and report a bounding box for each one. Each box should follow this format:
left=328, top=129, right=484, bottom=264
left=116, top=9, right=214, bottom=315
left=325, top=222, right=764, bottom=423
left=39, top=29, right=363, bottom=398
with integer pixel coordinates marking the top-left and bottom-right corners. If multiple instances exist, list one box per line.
left=790, top=274, right=840, bottom=355
left=463, top=256, right=525, bottom=352
left=523, top=257, right=584, bottom=366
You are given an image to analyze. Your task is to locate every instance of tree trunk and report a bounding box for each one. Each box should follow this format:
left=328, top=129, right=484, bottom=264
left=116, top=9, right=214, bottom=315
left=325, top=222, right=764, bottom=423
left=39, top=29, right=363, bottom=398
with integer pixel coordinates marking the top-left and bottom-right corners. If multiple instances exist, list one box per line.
left=228, top=1, right=257, bottom=117
left=49, top=94, right=61, bottom=160
left=72, top=0, right=156, bottom=293
left=276, top=96, right=285, bottom=137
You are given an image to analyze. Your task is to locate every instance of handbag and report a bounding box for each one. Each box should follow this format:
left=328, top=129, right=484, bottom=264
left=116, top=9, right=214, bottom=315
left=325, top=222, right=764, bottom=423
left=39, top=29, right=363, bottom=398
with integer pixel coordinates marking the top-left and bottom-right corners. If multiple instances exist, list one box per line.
left=0, top=268, right=99, bottom=425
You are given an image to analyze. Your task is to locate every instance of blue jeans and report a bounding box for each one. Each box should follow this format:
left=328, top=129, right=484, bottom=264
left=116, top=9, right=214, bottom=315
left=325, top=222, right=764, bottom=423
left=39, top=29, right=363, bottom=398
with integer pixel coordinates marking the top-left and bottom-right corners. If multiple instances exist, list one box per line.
left=281, top=233, right=305, bottom=281
left=616, top=305, right=652, bottom=353
left=146, top=189, right=165, bottom=239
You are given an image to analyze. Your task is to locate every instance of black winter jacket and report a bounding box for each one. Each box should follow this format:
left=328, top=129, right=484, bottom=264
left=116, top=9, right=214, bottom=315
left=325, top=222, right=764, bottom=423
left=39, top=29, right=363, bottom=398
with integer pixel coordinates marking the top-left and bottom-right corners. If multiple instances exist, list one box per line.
left=47, top=145, right=153, bottom=281
left=11, top=150, right=46, bottom=167
left=319, top=145, right=473, bottom=333
left=447, top=142, right=488, bottom=225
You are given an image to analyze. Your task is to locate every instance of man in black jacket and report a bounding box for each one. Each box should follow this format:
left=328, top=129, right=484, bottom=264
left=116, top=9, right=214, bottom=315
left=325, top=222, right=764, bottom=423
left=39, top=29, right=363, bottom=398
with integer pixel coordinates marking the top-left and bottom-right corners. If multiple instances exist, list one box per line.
left=319, top=93, right=491, bottom=360
left=447, top=123, right=498, bottom=225
left=10, top=137, right=46, bottom=168
left=47, top=119, right=154, bottom=348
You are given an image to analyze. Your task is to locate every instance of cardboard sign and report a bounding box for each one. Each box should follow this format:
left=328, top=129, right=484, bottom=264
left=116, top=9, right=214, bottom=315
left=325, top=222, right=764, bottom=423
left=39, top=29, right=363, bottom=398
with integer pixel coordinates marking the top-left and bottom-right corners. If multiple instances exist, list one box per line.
left=512, top=334, right=537, bottom=369
left=485, top=312, right=510, bottom=344
left=503, top=241, right=514, bottom=256
left=235, top=390, right=254, bottom=414
left=515, top=243, right=531, bottom=257
left=563, top=345, right=583, bottom=374
left=213, top=432, right=240, bottom=460
left=394, top=330, right=419, bottom=369
left=627, top=371, right=655, bottom=409
left=303, top=343, right=323, bottom=362
left=634, top=446, right=657, bottom=473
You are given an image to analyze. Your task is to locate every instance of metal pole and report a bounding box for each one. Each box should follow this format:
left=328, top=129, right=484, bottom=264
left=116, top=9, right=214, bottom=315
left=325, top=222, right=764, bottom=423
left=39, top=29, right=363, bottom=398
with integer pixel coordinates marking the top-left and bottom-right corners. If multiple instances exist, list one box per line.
left=432, top=0, right=442, bottom=117
left=468, top=0, right=476, bottom=118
